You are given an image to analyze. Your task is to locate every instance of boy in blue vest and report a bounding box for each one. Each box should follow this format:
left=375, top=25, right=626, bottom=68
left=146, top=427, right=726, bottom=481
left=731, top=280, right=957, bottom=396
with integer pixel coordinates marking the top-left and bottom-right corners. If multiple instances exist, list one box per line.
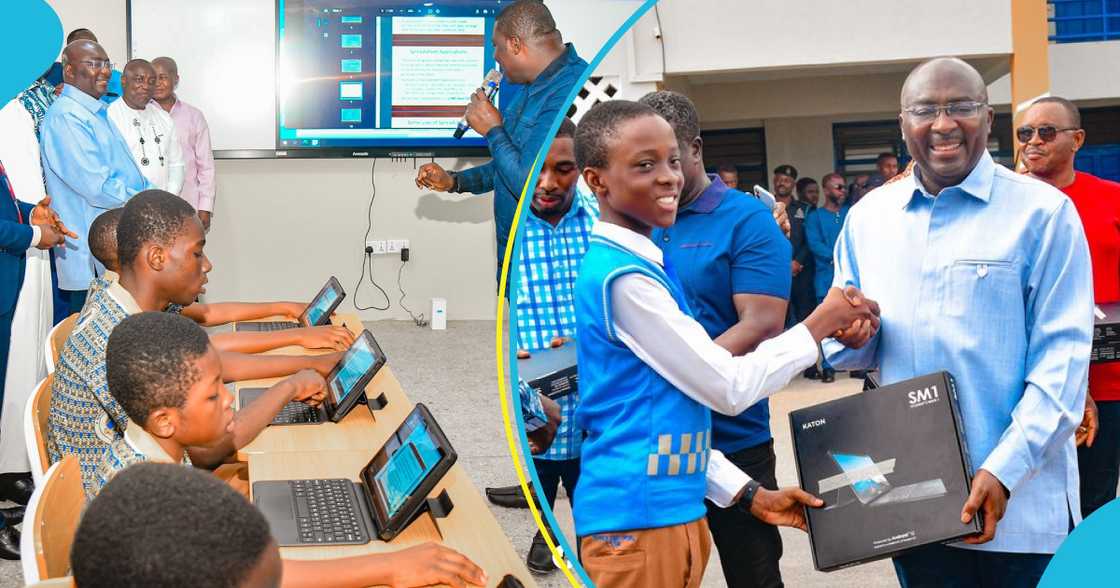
left=572, top=100, right=879, bottom=587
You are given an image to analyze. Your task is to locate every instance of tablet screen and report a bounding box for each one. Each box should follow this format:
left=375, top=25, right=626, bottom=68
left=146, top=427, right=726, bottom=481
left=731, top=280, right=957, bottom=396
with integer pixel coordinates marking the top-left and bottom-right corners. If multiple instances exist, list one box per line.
left=305, top=283, right=342, bottom=326
left=372, top=412, right=443, bottom=518
left=330, top=334, right=377, bottom=403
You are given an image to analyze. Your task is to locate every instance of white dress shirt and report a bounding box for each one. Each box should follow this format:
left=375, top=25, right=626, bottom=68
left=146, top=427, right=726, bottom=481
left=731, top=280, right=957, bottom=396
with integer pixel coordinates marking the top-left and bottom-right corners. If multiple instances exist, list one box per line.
left=107, top=99, right=185, bottom=195
left=595, top=222, right=820, bottom=506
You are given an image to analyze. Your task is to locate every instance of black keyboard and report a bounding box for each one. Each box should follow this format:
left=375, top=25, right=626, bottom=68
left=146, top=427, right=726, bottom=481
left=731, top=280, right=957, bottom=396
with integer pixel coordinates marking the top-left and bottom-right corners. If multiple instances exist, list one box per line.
left=291, top=479, right=368, bottom=544
left=273, top=403, right=322, bottom=424
left=240, top=320, right=300, bottom=332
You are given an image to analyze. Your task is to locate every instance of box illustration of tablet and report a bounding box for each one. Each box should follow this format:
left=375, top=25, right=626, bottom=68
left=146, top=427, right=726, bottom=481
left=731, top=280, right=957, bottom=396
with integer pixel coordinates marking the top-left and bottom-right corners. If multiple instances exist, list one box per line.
left=789, top=371, right=979, bottom=571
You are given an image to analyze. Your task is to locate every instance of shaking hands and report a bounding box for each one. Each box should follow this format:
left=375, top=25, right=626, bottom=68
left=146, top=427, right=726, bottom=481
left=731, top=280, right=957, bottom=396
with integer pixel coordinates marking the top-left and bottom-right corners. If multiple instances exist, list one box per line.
left=803, top=286, right=880, bottom=346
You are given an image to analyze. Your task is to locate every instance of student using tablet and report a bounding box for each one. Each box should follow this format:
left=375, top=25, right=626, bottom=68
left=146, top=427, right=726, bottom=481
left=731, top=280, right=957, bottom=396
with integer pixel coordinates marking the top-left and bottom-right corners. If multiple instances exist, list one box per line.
left=92, top=311, right=325, bottom=496
left=48, top=190, right=345, bottom=491
left=571, top=101, right=877, bottom=587
left=75, top=463, right=487, bottom=588
left=85, top=208, right=355, bottom=353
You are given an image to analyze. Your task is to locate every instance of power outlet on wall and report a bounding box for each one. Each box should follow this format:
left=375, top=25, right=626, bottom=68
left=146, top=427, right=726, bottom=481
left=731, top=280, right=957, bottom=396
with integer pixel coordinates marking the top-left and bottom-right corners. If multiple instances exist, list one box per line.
left=366, top=239, right=409, bottom=255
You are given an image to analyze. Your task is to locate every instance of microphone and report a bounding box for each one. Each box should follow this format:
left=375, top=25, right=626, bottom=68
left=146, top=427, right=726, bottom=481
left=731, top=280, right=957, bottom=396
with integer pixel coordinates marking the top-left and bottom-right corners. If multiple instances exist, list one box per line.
left=454, top=69, right=503, bottom=139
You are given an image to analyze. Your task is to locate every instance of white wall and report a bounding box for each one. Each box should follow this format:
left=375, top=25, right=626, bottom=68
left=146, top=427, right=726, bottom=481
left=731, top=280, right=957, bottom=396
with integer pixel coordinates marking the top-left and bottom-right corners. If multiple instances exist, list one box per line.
left=989, top=40, right=1120, bottom=106
left=651, top=0, right=1012, bottom=76
left=45, top=0, right=642, bottom=321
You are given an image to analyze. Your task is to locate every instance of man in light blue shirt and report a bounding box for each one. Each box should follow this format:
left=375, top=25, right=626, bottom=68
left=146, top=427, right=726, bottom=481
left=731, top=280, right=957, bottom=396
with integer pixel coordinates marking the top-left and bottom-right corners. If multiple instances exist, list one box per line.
left=825, top=57, right=1092, bottom=586
left=41, top=40, right=149, bottom=314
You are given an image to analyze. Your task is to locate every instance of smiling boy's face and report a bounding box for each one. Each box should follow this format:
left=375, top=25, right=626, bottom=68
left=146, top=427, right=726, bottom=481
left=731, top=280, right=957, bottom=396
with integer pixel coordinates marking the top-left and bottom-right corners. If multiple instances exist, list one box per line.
left=584, top=114, right=683, bottom=236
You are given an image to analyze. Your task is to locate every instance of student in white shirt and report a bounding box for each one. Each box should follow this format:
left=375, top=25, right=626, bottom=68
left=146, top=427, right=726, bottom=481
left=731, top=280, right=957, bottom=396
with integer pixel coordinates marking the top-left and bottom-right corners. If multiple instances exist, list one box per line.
left=107, top=59, right=184, bottom=195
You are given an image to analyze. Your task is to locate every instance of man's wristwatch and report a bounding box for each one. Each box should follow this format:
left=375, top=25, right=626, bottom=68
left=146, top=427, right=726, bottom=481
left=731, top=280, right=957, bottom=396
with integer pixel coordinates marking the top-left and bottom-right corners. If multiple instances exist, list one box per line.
left=740, top=479, right=763, bottom=509
left=448, top=171, right=461, bottom=193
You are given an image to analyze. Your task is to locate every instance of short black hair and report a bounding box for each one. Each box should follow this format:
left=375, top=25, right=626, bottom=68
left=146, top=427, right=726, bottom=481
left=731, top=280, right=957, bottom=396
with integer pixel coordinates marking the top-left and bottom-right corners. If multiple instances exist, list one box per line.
left=575, top=100, right=661, bottom=169
left=1030, top=96, right=1082, bottom=128
left=877, top=152, right=898, bottom=163
left=795, top=177, right=818, bottom=197
left=72, top=463, right=273, bottom=588
left=495, top=0, right=558, bottom=41
left=123, top=58, right=153, bottom=78
left=638, top=90, right=700, bottom=147
left=555, top=117, right=576, bottom=139
left=66, top=28, right=96, bottom=44
left=89, top=209, right=123, bottom=269
left=117, top=190, right=197, bottom=268
left=716, top=163, right=738, bottom=174
left=106, top=312, right=210, bottom=426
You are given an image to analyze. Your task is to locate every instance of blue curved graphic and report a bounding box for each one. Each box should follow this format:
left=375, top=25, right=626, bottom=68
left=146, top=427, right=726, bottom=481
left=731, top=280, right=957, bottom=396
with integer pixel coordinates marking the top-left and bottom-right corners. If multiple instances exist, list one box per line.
left=1039, top=499, right=1120, bottom=585
left=2, top=1, right=62, bottom=104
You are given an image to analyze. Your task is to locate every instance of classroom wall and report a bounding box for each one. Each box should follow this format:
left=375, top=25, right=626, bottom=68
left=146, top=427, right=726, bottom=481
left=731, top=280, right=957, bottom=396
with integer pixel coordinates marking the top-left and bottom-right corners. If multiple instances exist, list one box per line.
left=45, top=0, right=642, bottom=321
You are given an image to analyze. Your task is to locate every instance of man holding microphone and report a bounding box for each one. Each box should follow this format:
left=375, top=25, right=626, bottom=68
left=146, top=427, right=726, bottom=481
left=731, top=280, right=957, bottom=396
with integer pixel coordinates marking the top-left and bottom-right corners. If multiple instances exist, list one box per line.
left=414, top=0, right=587, bottom=276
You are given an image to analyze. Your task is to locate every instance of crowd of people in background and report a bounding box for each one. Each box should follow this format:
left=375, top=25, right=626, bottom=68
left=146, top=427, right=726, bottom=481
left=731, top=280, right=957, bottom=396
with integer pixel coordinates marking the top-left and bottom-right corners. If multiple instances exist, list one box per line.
left=0, top=25, right=215, bottom=559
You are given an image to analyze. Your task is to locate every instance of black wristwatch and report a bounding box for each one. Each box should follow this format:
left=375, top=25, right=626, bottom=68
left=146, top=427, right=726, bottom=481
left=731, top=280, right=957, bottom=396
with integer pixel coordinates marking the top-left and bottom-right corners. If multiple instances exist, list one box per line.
left=447, top=170, right=461, bottom=193
left=740, top=479, right=762, bottom=509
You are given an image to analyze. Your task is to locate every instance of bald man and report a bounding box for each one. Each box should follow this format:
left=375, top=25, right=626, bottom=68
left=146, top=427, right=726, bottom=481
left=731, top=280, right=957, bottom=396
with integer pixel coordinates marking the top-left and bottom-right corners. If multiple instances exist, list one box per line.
left=41, top=40, right=150, bottom=314
left=44, top=29, right=123, bottom=103
left=107, top=59, right=185, bottom=195
left=152, top=57, right=215, bottom=231
left=823, top=57, right=1092, bottom=585
left=1021, top=96, right=1120, bottom=520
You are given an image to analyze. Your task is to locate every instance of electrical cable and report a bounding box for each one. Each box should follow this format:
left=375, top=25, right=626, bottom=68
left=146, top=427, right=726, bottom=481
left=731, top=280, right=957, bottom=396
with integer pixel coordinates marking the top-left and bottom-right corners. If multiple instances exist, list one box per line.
left=396, top=259, right=428, bottom=328
left=353, top=159, right=391, bottom=311
left=653, top=4, right=668, bottom=78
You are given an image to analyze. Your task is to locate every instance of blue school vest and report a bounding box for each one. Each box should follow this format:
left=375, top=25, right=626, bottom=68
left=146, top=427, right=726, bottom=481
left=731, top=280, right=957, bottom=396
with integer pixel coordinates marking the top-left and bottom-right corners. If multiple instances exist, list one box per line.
left=573, top=235, right=711, bottom=536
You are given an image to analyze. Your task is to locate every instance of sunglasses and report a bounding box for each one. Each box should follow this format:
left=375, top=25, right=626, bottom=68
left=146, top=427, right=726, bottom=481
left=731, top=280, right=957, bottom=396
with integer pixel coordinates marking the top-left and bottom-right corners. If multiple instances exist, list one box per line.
left=1016, top=125, right=1079, bottom=143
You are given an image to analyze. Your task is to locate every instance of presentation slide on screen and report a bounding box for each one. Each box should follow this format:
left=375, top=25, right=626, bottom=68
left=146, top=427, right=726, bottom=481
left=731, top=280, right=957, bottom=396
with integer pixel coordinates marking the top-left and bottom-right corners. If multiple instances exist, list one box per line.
left=277, top=1, right=507, bottom=150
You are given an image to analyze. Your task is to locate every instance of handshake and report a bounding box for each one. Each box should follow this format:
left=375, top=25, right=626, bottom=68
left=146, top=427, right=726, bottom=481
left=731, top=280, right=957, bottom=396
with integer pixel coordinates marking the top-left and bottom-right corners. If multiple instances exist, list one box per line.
left=803, top=286, right=881, bottom=348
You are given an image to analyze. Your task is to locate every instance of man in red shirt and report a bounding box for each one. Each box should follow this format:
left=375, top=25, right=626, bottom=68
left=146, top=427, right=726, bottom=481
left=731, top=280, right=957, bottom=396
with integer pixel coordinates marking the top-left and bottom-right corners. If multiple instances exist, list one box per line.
left=1022, top=96, right=1120, bottom=518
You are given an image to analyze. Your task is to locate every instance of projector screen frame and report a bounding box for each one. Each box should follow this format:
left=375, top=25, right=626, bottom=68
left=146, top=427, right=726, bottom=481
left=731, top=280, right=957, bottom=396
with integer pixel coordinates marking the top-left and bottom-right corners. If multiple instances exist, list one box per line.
left=125, top=0, right=497, bottom=160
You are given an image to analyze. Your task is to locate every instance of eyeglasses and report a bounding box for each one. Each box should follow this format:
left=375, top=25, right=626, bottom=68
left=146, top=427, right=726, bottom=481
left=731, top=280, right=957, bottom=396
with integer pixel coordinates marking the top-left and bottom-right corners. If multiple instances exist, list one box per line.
left=828, top=184, right=846, bottom=190
left=1016, top=125, right=1079, bottom=143
left=902, top=101, right=987, bottom=123
left=79, top=59, right=114, bottom=71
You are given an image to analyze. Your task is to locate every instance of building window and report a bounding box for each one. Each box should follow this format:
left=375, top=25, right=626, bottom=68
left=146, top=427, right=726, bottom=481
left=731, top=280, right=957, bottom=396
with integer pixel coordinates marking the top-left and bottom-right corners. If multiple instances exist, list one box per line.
left=1049, top=0, right=1120, bottom=43
left=833, top=115, right=1014, bottom=179
left=700, top=127, right=768, bottom=191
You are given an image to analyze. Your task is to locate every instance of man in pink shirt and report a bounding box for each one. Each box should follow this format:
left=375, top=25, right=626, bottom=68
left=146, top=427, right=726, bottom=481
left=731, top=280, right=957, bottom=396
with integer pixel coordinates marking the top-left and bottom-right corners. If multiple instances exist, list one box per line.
left=152, top=57, right=215, bottom=231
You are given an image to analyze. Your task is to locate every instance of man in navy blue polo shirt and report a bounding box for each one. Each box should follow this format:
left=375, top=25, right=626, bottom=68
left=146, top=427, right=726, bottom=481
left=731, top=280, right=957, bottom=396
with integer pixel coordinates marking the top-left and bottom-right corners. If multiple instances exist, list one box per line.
left=641, top=91, right=793, bottom=588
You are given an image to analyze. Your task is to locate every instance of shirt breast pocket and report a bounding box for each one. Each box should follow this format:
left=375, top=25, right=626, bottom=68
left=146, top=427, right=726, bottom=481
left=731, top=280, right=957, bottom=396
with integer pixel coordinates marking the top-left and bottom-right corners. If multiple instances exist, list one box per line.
left=948, top=259, right=1022, bottom=319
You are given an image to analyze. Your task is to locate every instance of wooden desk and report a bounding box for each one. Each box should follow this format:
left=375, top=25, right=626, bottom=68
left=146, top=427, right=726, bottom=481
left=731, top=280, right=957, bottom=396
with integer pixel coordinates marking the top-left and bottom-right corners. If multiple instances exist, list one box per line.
left=249, top=451, right=534, bottom=588
left=235, top=313, right=535, bottom=586
left=234, top=366, right=413, bottom=460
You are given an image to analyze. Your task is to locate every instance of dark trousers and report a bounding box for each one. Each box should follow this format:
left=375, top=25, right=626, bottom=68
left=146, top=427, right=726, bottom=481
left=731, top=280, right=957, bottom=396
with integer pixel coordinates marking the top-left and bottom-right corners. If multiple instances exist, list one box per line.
left=61, top=289, right=87, bottom=317
left=0, top=310, right=12, bottom=413
left=532, top=457, right=580, bottom=528
left=788, top=274, right=816, bottom=325
left=49, top=250, right=68, bottom=324
left=893, top=544, right=1051, bottom=588
left=1078, top=399, right=1120, bottom=518
left=705, top=440, right=784, bottom=588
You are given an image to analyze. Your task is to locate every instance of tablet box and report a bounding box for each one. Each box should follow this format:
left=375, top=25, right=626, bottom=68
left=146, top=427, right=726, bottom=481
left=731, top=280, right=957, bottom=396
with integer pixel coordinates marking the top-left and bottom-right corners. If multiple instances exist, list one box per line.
left=789, top=371, right=979, bottom=572
left=1092, top=303, right=1120, bottom=363
left=517, top=343, right=577, bottom=400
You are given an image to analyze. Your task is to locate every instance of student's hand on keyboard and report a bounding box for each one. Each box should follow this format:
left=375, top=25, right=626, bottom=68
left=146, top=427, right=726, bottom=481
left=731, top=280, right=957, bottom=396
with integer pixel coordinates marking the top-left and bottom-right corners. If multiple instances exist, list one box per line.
left=285, top=369, right=328, bottom=406
left=276, top=301, right=308, bottom=319
left=298, top=325, right=357, bottom=351
left=309, top=351, right=346, bottom=376
left=383, top=542, right=487, bottom=588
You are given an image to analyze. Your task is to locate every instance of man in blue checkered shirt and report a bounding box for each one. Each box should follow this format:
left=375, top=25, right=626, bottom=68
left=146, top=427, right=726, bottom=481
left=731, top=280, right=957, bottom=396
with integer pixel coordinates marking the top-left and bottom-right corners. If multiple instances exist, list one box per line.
left=513, top=118, right=597, bottom=574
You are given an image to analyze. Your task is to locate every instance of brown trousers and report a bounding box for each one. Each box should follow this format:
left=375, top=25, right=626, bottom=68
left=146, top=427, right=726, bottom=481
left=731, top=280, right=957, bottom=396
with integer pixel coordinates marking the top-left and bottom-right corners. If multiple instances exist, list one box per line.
left=580, top=518, right=712, bottom=588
